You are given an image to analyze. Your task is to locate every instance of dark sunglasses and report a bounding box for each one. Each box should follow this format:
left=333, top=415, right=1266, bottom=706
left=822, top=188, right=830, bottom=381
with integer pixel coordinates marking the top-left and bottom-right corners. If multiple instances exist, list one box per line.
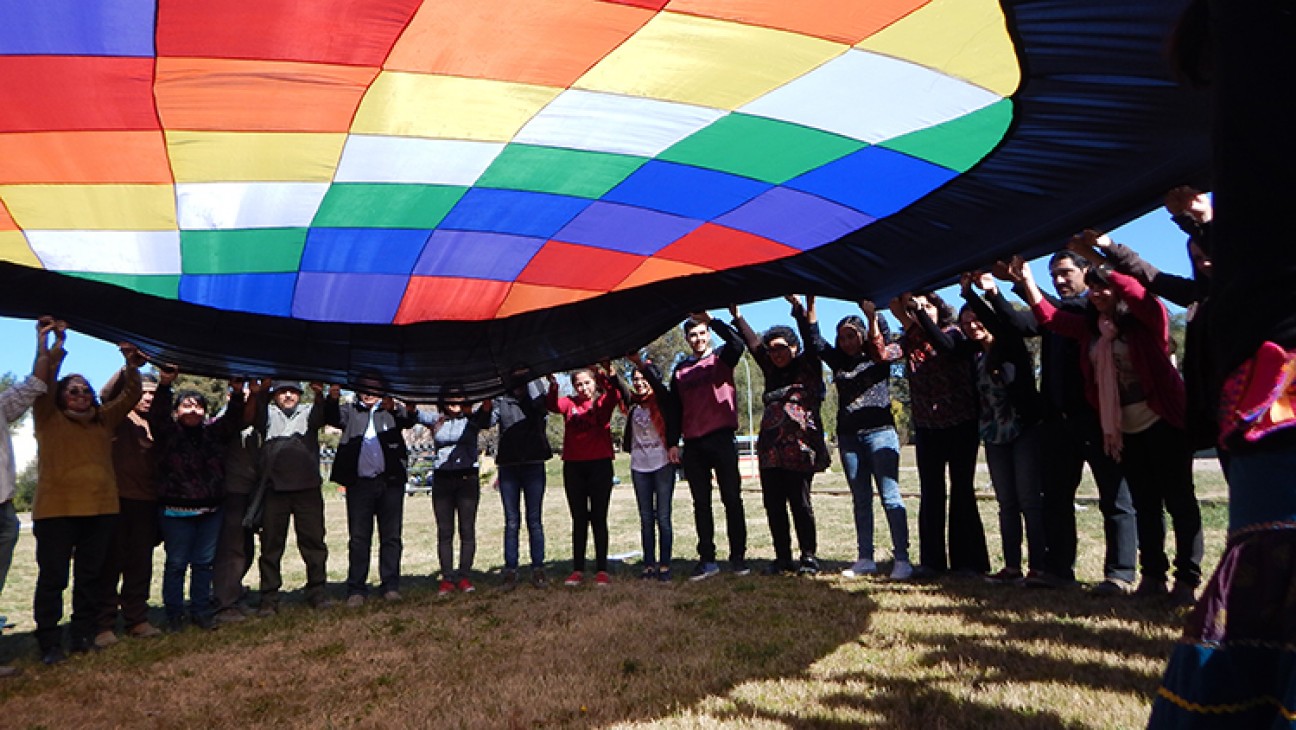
left=65, top=386, right=93, bottom=396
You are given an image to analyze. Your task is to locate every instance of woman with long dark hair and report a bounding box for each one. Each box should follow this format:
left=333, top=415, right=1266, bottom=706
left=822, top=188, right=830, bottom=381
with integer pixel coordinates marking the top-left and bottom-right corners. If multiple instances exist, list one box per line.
left=891, top=291, right=990, bottom=577
left=548, top=364, right=625, bottom=587
left=623, top=354, right=679, bottom=582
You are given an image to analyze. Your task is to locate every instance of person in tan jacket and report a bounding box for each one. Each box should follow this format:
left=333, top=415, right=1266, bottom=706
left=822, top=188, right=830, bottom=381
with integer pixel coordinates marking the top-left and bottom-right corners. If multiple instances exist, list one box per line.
left=31, top=324, right=144, bottom=665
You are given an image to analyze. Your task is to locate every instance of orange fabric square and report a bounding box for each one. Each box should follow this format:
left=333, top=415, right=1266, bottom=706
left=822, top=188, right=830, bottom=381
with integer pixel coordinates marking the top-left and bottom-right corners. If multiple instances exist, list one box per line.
left=0, top=132, right=173, bottom=185
left=395, top=277, right=511, bottom=323
left=386, top=0, right=654, bottom=87
left=496, top=283, right=599, bottom=318
left=614, top=257, right=710, bottom=290
left=665, top=0, right=928, bottom=44
left=156, top=58, right=378, bottom=133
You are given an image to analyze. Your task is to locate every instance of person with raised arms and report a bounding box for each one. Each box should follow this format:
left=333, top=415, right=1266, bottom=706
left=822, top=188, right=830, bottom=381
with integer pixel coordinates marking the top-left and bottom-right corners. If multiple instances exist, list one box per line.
left=671, top=310, right=750, bottom=581
left=31, top=325, right=144, bottom=665
left=548, top=364, right=625, bottom=587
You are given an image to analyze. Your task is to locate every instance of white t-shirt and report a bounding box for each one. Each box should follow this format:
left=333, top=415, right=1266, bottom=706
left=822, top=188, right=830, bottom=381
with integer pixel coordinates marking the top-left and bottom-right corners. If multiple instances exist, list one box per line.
left=629, top=405, right=669, bottom=473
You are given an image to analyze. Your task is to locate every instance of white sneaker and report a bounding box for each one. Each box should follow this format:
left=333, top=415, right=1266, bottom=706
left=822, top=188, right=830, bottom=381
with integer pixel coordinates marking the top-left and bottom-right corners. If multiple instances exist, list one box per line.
left=842, top=559, right=878, bottom=578
left=889, top=560, right=914, bottom=581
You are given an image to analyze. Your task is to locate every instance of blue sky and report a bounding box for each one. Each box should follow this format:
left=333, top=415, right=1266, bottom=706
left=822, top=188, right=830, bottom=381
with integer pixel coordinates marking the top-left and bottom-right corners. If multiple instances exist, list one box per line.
left=0, top=206, right=1192, bottom=387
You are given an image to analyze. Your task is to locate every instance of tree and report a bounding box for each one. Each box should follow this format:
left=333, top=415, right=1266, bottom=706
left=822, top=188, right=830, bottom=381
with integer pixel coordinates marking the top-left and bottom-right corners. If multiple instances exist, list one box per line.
left=13, top=459, right=37, bottom=512
left=1168, top=311, right=1188, bottom=370
left=0, top=373, right=16, bottom=433
left=170, top=372, right=232, bottom=415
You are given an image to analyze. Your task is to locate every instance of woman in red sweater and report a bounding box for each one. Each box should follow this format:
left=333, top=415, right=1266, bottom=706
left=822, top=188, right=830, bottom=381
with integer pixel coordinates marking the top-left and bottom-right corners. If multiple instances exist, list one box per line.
left=1010, top=255, right=1203, bottom=605
left=547, top=364, right=625, bottom=587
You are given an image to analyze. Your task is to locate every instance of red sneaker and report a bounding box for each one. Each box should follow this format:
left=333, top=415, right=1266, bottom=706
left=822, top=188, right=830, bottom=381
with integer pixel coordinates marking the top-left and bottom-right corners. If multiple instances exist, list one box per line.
left=563, top=571, right=583, bottom=587
left=437, top=580, right=455, bottom=597
left=457, top=577, right=475, bottom=594
left=595, top=571, right=611, bottom=587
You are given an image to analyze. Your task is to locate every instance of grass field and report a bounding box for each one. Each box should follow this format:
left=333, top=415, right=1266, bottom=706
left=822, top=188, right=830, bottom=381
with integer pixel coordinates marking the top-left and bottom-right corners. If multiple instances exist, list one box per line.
left=0, top=449, right=1227, bottom=728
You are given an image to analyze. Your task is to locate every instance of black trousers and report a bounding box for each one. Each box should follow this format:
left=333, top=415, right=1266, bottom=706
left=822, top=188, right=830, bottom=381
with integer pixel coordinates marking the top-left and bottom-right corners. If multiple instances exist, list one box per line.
left=1121, top=420, right=1204, bottom=586
left=213, top=491, right=257, bottom=612
left=759, top=468, right=816, bottom=563
left=34, top=514, right=117, bottom=651
left=345, top=476, right=405, bottom=595
left=915, top=421, right=990, bottom=573
left=681, top=429, right=746, bottom=564
left=563, top=459, right=613, bottom=572
left=258, top=489, right=328, bottom=606
left=96, top=498, right=156, bottom=632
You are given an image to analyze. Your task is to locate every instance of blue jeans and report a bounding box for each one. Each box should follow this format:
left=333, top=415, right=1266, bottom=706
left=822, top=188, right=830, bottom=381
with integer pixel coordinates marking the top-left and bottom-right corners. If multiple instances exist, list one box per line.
left=499, top=463, right=546, bottom=570
left=160, top=509, right=222, bottom=620
left=839, top=428, right=910, bottom=563
left=983, top=424, right=1046, bottom=571
left=631, top=465, right=674, bottom=567
left=0, top=499, right=18, bottom=594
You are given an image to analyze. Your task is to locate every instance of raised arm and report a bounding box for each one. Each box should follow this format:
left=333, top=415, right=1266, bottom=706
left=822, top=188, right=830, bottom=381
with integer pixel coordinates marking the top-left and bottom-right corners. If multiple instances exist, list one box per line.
left=99, top=343, right=145, bottom=428
left=544, top=373, right=563, bottom=415
left=306, top=382, right=327, bottom=432
left=912, top=305, right=960, bottom=355
left=1107, top=269, right=1170, bottom=342
left=322, top=384, right=343, bottom=429
left=729, top=305, right=761, bottom=352
left=1, top=320, right=54, bottom=424
left=203, top=378, right=248, bottom=440
left=1103, top=241, right=1198, bottom=308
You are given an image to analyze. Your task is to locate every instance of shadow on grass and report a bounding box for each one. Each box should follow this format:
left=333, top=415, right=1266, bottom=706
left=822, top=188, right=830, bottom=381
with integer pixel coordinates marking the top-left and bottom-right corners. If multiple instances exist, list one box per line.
left=0, top=573, right=878, bottom=728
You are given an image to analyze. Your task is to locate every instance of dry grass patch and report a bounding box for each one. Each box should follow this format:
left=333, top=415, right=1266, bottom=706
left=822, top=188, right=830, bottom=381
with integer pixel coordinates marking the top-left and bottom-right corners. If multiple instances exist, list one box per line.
left=0, top=453, right=1227, bottom=728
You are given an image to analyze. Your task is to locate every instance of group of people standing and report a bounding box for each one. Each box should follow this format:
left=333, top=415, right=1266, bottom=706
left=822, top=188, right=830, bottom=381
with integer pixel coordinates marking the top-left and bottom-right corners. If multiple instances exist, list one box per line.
left=0, top=192, right=1215, bottom=678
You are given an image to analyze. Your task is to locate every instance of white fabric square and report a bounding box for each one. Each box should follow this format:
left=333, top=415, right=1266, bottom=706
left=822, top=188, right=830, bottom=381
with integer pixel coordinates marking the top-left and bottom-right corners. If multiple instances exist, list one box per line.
left=513, top=89, right=726, bottom=157
left=335, top=135, right=504, bottom=185
left=176, top=182, right=330, bottom=230
left=28, top=230, right=182, bottom=274
left=739, top=48, right=1002, bottom=144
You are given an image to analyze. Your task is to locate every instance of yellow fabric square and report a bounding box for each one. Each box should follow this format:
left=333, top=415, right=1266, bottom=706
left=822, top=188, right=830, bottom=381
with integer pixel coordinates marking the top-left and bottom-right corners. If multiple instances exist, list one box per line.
left=352, top=72, right=562, bottom=142
left=0, top=185, right=177, bottom=231
left=0, top=231, right=41, bottom=267
left=166, top=131, right=347, bottom=183
left=856, top=0, right=1019, bottom=97
left=576, top=11, right=846, bottom=110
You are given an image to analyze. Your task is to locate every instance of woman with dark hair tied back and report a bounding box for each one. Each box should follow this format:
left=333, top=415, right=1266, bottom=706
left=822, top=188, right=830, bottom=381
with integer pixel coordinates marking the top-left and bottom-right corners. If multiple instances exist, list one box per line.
left=794, top=296, right=912, bottom=580
left=734, top=298, right=830, bottom=576
left=891, top=290, right=991, bottom=578
left=31, top=324, right=145, bottom=665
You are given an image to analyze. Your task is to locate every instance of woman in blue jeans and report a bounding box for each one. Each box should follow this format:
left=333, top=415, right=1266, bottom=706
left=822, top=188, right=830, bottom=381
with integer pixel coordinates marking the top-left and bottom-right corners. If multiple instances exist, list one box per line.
left=493, top=376, right=553, bottom=590
left=930, top=274, right=1047, bottom=585
left=796, top=297, right=912, bottom=580
left=624, top=354, right=680, bottom=582
left=150, top=367, right=245, bottom=631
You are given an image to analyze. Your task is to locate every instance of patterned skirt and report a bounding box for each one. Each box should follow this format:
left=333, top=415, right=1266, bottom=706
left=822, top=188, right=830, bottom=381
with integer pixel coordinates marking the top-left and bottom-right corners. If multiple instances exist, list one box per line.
left=1148, top=524, right=1296, bottom=728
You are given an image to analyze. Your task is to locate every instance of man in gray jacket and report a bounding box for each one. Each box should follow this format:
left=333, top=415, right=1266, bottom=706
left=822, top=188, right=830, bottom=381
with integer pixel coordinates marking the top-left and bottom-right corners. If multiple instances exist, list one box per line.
left=256, top=380, right=330, bottom=613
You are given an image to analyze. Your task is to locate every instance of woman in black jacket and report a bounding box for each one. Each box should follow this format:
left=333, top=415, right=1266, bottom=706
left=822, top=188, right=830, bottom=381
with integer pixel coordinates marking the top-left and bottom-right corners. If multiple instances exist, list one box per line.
left=918, top=273, right=1046, bottom=584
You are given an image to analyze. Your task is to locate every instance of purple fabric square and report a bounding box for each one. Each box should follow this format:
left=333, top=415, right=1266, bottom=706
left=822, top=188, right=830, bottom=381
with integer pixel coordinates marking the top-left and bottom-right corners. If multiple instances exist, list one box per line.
left=552, top=201, right=701, bottom=256
left=292, top=272, right=408, bottom=324
left=716, top=187, right=875, bottom=251
left=412, top=230, right=546, bottom=281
